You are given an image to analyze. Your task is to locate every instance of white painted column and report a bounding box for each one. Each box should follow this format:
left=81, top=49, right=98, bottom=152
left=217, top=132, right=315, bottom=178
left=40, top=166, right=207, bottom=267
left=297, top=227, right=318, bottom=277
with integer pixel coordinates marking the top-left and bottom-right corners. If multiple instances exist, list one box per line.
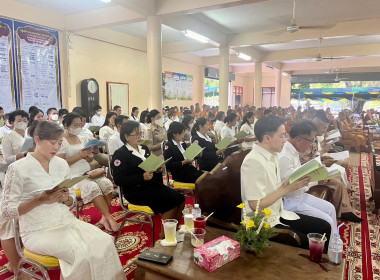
left=147, top=16, right=162, bottom=110
left=219, top=45, right=229, bottom=112
left=275, top=69, right=282, bottom=106
left=254, top=61, right=262, bottom=107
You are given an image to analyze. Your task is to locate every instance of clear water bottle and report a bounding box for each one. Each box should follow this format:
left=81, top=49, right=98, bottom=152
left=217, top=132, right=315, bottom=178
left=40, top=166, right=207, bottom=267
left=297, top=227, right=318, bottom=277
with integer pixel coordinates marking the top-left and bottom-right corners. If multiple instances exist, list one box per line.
left=328, top=233, right=343, bottom=264
left=192, top=204, right=201, bottom=218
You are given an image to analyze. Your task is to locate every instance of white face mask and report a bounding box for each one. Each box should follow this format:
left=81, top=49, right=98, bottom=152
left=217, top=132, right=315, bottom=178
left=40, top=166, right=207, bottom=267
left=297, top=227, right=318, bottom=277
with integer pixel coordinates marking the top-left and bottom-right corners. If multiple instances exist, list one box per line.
left=51, top=114, right=59, bottom=121
left=155, top=118, right=163, bottom=126
left=96, top=111, right=102, bottom=116
left=69, top=127, right=82, bottom=136
left=15, top=122, right=27, bottom=130
left=189, top=124, right=194, bottom=129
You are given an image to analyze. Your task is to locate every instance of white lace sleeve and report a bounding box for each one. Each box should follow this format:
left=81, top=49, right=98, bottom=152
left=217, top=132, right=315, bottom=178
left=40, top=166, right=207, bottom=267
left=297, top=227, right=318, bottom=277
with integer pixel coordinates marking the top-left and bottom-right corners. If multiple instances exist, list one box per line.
left=2, top=134, right=17, bottom=163
left=1, top=164, right=23, bottom=219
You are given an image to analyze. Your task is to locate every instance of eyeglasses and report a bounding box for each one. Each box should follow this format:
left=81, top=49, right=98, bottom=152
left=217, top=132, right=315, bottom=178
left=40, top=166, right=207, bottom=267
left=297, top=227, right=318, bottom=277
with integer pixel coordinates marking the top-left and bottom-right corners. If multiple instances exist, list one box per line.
left=298, top=136, right=314, bottom=143
left=128, top=133, right=142, bottom=137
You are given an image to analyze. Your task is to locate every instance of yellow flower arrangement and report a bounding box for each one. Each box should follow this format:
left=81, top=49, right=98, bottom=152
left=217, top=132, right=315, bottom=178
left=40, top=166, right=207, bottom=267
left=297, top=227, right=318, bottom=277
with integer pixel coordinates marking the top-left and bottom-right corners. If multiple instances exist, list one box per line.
left=234, top=201, right=277, bottom=255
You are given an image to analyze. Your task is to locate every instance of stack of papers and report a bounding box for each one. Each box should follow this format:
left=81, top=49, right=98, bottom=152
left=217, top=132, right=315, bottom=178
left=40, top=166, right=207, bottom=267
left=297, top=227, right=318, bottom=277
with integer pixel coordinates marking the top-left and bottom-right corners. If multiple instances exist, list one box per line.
left=31, top=175, right=89, bottom=193
left=215, top=138, right=231, bottom=150
left=138, top=155, right=171, bottom=172
left=326, top=129, right=341, bottom=140
left=81, top=139, right=106, bottom=150
left=183, top=143, right=204, bottom=160
left=327, top=151, right=349, bottom=161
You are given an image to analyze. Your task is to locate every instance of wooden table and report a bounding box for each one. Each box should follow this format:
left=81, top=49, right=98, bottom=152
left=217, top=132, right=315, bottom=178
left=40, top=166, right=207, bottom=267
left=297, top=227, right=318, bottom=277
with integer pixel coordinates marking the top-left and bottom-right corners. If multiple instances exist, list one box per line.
left=135, top=227, right=345, bottom=280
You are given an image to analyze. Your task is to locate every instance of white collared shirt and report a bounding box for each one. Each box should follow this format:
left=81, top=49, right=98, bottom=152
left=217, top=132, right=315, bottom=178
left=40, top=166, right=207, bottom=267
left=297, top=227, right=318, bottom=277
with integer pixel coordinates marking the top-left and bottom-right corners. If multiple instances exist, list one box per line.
left=278, top=141, right=317, bottom=198
left=108, top=131, right=124, bottom=156
left=125, top=143, right=146, bottom=161
left=241, top=144, right=299, bottom=226
left=196, top=131, right=212, bottom=142
left=91, top=114, right=105, bottom=125
left=172, top=140, right=186, bottom=154
left=214, top=120, right=225, bottom=133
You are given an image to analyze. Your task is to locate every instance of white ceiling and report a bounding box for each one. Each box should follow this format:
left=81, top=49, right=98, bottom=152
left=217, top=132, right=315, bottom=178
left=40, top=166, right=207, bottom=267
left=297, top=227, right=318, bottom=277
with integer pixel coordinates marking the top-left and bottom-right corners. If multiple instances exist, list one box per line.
left=15, top=0, right=113, bottom=15
left=9, top=0, right=380, bottom=75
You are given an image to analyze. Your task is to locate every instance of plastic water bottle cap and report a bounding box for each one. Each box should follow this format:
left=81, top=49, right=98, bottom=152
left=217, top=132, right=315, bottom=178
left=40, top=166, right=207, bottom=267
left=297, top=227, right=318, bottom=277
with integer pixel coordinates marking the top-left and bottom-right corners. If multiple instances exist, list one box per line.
left=194, top=204, right=199, bottom=208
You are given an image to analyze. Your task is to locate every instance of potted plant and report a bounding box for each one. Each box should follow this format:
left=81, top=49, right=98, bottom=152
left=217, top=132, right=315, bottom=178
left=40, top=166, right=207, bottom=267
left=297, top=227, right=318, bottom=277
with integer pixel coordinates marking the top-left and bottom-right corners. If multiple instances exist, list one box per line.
left=234, top=202, right=277, bottom=255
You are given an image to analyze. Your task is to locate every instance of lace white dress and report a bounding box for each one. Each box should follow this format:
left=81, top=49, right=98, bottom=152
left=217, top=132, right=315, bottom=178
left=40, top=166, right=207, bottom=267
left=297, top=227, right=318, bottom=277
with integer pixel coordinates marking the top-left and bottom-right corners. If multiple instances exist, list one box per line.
left=58, top=136, right=113, bottom=204
left=0, top=154, right=125, bottom=280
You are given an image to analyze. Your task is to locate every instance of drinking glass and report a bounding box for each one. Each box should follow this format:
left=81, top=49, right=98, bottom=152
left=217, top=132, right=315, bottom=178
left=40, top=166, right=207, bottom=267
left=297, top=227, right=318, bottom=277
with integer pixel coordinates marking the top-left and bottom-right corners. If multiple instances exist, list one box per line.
left=163, top=219, right=178, bottom=243
left=193, top=215, right=207, bottom=230
left=191, top=228, right=206, bottom=247
left=307, top=233, right=326, bottom=262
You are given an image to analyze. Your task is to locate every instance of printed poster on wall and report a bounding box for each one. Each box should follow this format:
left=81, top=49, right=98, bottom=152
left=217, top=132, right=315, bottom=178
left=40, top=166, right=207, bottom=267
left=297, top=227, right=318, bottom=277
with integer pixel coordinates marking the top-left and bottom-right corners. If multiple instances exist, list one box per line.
left=0, top=17, right=17, bottom=113
left=14, top=21, right=61, bottom=114
left=162, top=71, right=193, bottom=101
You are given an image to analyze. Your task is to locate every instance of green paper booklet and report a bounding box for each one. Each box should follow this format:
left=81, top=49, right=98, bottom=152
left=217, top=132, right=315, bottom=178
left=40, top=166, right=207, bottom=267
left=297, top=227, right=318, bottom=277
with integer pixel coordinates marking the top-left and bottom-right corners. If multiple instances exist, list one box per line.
left=234, top=130, right=249, bottom=140
left=141, top=139, right=153, bottom=146
left=138, top=154, right=171, bottom=172
left=163, top=134, right=168, bottom=141
left=289, top=157, right=330, bottom=184
left=183, top=143, right=204, bottom=160
left=31, top=175, right=89, bottom=193
left=88, top=126, right=101, bottom=133
left=215, top=137, right=231, bottom=150
left=21, top=137, right=34, bottom=152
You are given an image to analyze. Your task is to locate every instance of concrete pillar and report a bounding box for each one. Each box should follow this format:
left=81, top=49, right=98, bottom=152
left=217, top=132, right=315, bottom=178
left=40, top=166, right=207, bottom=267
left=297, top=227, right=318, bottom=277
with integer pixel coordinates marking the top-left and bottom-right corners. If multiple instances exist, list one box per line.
left=275, top=69, right=282, bottom=107
left=254, top=61, right=262, bottom=107
left=147, top=16, right=162, bottom=110
left=219, top=45, right=229, bottom=112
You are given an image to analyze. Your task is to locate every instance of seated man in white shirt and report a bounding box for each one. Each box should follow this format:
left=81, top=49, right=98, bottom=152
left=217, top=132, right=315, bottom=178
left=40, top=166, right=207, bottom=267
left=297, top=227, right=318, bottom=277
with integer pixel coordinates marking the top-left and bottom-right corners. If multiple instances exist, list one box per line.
left=108, top=115, right=129, bottom=156
left=241, top=115, right=331, bottom=250
left=278, top=119, right=337, bottom=236
left=47, top=107, right=59, bottom=122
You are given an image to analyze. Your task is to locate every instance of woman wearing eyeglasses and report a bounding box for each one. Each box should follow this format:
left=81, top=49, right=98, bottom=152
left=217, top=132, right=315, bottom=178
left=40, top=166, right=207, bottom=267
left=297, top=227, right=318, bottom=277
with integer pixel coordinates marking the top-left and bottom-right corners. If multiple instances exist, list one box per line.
left=111, top=121, right=185, bottom=239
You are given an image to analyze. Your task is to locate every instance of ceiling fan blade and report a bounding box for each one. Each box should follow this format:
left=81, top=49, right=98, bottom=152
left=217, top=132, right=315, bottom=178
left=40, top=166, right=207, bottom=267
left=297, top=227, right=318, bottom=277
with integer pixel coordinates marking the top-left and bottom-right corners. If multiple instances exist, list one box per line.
left=321, top=57, right=343, bottom=60
left=299, top=23, right=336, bottom=30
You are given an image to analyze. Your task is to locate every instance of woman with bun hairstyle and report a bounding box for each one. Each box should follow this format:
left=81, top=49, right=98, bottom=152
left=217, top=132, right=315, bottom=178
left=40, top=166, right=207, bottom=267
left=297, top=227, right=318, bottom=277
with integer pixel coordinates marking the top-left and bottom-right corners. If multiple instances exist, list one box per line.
left=191, top=118, right=224, bottom=171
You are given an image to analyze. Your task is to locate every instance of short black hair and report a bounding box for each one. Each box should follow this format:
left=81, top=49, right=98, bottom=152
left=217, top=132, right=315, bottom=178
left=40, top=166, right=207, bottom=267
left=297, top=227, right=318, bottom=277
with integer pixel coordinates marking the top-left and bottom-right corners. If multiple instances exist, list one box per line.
left=58, top=108, right=69, bottom=117
left=115, top=115, right=129, bottom=127
left=264, top=109, right=272, bottom=116
left=3, top=113, right=11, bottom=121
left=313, top=110, right=329, bottom=123
left=182, top=115, right=194, bottom=129
left=28, top=106, right=39, bottom=114
left=120, top=121, right=140, bottom=144
left=131, top=107, right=139, bottom=113
left=140, top=110, right=149, bottom=123
left=47, top=107, right=57, bottom=115
left=0, top=107, right=3, bottom=111
left=215, top=111, right=225, bottom=121
left=224, top=113, right=237, bottom=124
left=167, top=121, right=185, bottom=141
left=9, top=110, right=29, bottom=123
left=62, top=112, right=81, bottom=127
left=289, top=119, right=317, bottom=139
left=94, top=105, right=102, bottom=111
left=254, top=116, right=285, bottom=142
left=113, top=105, right=121, bottom=111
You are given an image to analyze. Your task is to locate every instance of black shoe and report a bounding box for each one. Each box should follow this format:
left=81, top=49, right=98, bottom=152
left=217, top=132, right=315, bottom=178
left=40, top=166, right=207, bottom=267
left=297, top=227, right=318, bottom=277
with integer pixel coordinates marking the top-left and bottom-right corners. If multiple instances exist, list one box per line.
left=340, top=212, right=363, bottom=223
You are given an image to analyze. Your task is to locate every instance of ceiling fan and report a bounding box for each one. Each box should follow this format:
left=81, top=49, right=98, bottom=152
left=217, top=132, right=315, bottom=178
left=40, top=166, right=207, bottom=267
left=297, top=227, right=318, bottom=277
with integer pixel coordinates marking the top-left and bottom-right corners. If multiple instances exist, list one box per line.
left=287, top=0, right=335, bottom=33
left=315, top=37, right=343, bottom=61
left=333, top=72, right=349, bottom=82
left=325, top=67, right=350, bottom=74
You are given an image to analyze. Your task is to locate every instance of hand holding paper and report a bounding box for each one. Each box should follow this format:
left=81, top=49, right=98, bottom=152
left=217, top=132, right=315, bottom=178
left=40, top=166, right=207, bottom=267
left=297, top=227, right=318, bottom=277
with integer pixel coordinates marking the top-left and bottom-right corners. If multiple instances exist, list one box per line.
left=138, top=155, right=171, bottom=172
left=234, top=130, right=249, bottom=140
left=215, top=138, right=231, bottom=150
left=31, top=175, right=89, bottom=193
left=81, top=139, right=106, bottom=151
left=183, top=143, right=204, bottom=160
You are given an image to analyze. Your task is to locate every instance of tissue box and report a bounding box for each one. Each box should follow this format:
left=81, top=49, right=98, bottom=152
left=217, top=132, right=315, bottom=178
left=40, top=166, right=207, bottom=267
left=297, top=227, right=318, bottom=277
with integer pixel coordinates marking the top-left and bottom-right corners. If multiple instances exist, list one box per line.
left=193, top=235, right=240, bottom=272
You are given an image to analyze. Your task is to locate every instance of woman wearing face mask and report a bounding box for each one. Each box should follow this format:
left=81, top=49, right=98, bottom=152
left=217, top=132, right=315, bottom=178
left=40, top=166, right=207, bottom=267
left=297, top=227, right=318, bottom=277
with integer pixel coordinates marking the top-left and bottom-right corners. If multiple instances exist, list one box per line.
left=146, top=109, right=165, bottom=157
left=164, top=109, right=177, bottom=132
left=240, top=111, right=257, bottom=149
left=181, top=115, right=194, bottom=145
left=2, top=110, right=29, bottom=163
left=90, top=105, right=105, bottom=125
left=99, top=112, right=117, bottom=141
left=1, top=120, right=125, bottom=280
left=191, top=118, right=224, bottom=172
left=57, top=113, right=119, bottom=232
left=220, top=113, right=244, bottom=157
left=163, top=122, right=203, bottom=183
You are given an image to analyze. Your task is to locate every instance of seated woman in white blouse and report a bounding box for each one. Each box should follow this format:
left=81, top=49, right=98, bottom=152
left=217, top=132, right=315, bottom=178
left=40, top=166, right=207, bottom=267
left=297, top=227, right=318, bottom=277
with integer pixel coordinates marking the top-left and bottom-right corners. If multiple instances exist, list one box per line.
left=1, top=121, right=125, bottom=280
left=240, top=111, right=257, bottom=149
left=99, top=112, right=117, bottom=141
left=57, top=113, right=119, bottom=232
left=220, top=113, right=244, bottom=157
left=2, top=110, right=29, bottom=164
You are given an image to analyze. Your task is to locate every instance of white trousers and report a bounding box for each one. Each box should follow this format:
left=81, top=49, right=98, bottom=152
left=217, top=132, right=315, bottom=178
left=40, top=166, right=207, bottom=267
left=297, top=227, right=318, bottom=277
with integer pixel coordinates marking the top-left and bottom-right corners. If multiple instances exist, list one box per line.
left=283, top=194, right=337, bottom=236
left=22, top=219, right=125, bottom=280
